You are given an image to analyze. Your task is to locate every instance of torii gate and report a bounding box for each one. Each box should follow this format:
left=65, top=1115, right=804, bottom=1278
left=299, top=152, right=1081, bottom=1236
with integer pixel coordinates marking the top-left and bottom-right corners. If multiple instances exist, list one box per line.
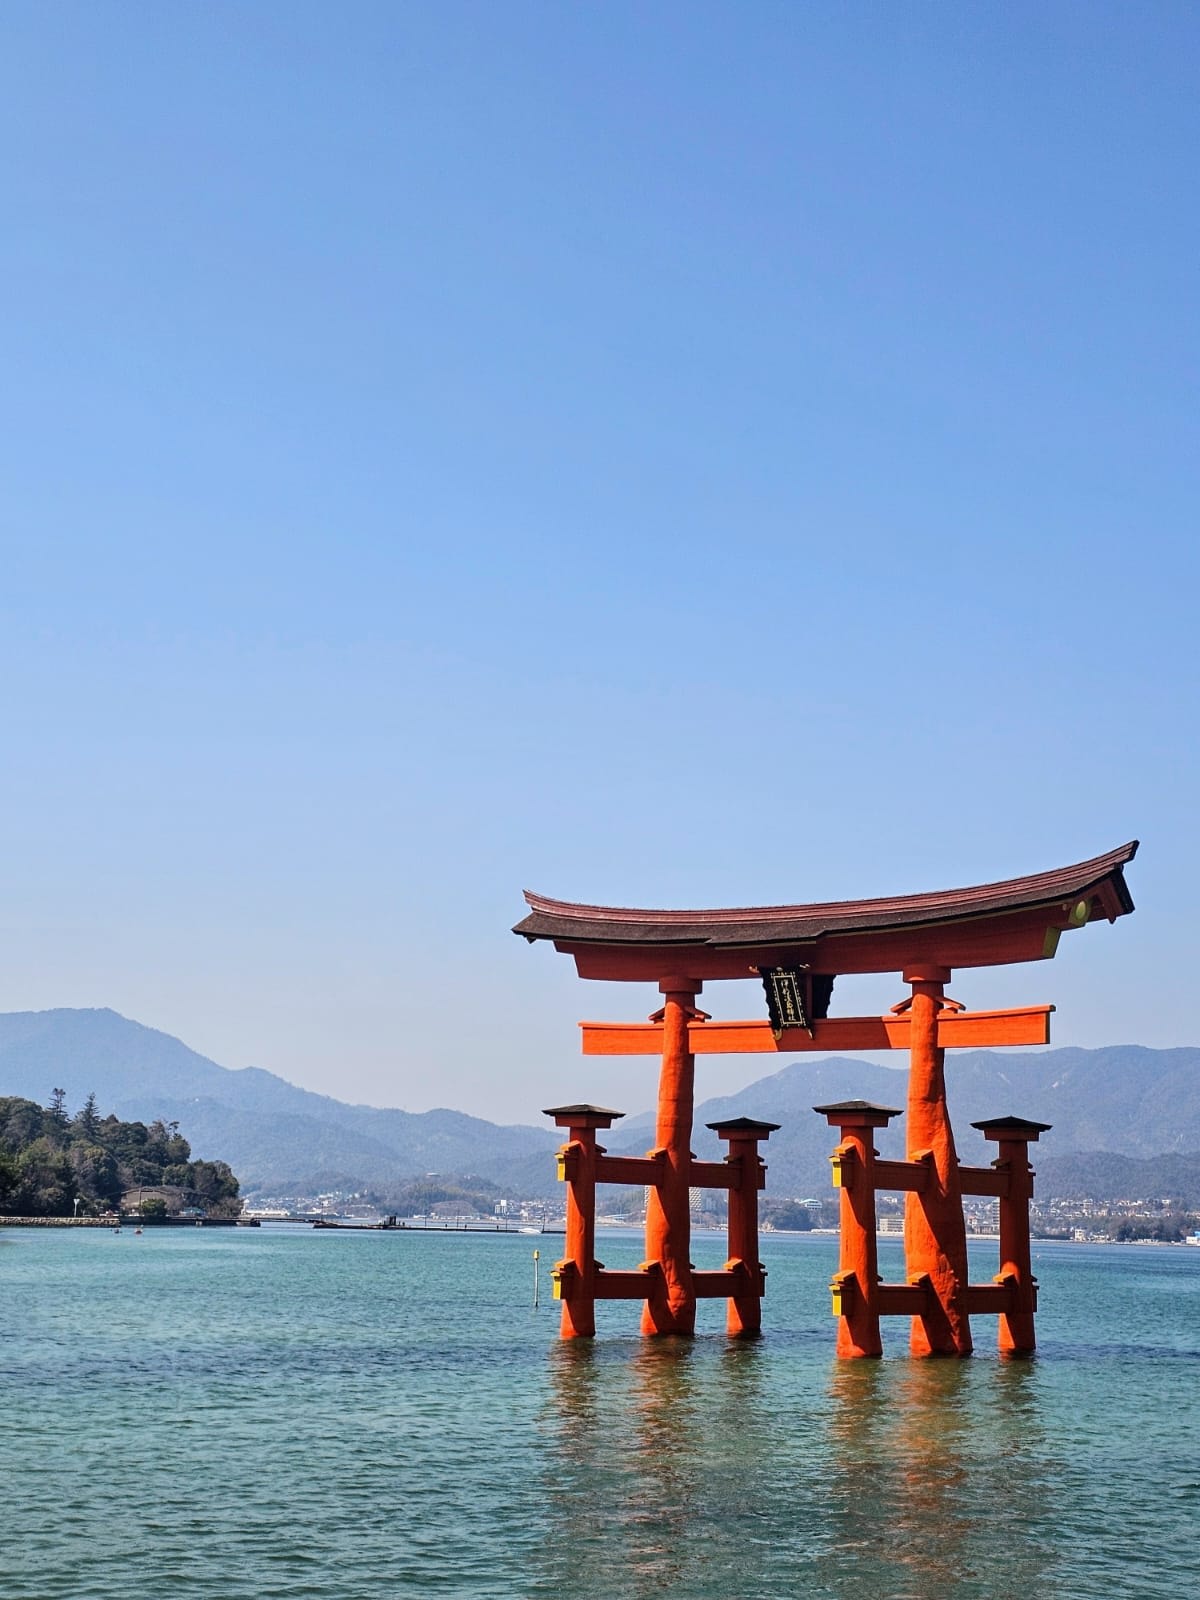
left=516, top=841, right=1137, bottom=1355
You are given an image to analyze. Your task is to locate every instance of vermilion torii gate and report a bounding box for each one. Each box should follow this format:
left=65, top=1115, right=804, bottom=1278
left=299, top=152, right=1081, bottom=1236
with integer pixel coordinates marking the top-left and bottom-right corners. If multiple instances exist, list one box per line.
left=516, top=841, right=1137, bottom=1354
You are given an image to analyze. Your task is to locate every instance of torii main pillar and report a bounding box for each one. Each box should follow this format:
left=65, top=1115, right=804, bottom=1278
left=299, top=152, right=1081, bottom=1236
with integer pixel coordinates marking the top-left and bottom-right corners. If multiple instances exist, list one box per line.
left=642, top=977, right=701, bottom=1335
left=903, top=966, right=971, bottom=1356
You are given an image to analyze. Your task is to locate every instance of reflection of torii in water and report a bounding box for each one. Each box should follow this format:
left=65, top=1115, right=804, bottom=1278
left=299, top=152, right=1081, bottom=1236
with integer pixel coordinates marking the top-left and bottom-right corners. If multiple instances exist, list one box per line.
left=517, top=841, right=1138, bottom=1355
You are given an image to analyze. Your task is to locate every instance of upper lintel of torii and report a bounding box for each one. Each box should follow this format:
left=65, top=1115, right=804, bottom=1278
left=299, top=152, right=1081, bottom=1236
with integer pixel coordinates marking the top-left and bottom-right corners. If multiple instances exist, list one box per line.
left=513, top=841, right=1138, bottom=984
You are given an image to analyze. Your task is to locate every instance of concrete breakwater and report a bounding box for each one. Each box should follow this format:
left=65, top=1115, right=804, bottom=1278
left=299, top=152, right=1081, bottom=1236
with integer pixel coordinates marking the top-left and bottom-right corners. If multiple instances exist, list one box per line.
left=0, top=1215, right=255, bottom=1228
left=1, top=1216, right=117, bottom=1227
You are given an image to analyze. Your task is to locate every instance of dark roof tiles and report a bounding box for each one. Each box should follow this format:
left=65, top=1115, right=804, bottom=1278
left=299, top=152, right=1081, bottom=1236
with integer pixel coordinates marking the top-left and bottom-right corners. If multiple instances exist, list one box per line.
left=514, top=842, right=1138, bottom=949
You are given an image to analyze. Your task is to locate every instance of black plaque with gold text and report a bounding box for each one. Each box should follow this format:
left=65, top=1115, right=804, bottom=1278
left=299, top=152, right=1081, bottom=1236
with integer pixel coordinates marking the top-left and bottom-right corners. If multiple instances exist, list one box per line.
left=758, top=967, right=811, bottom=1039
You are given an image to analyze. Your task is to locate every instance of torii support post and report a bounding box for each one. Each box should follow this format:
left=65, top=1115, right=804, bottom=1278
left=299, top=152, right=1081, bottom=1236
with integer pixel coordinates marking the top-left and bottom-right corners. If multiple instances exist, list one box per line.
left=707, top=1117, right=780, bottom=1338
left=642, top=978, right=702, bottom=1337
left=903, top=967, right=972, bottom=1357
left=544, top=1104, right=624, bottom=1339
left=816, top=1101, right=902, bottom=1358
left=973, top=1115, right=1051, bottom=1357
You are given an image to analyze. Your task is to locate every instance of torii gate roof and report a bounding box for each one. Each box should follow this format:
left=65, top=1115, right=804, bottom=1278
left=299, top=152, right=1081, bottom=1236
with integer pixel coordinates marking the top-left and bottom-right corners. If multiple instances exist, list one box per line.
left=514, top=841, right=1138, bottom=981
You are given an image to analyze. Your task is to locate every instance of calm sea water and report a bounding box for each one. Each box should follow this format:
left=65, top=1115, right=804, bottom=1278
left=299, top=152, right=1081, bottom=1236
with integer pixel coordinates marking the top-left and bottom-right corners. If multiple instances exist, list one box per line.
left=2, top=1225, right=1197, bottom=1600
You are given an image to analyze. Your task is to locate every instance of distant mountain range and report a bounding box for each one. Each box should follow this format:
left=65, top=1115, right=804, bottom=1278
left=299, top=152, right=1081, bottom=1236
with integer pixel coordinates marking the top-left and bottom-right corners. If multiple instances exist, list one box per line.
left=0, top=1009, right=557, bottom=1191
left=2, top=1009, right=1199, bottom=1200
left=610, top=1046, right=1200, bottom=1199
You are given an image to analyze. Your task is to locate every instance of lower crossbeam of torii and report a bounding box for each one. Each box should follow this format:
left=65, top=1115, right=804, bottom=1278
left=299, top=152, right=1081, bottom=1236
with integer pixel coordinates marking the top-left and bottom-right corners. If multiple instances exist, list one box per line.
left=515, top=841, right=1138, bottom=1356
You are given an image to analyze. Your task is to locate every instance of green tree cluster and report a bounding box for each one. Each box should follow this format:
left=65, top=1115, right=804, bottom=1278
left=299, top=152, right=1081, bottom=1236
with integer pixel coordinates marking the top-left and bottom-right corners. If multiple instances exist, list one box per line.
left=0, top=1092, right=242, bottom=1218
left=765, top=1199, right=815, bottom=1231
left=1111, top=1213, right=1197, bottom=1242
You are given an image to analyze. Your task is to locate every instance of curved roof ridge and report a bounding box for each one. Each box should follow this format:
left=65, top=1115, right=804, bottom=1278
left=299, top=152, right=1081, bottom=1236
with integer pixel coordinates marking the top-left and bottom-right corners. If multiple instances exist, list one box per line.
left=520, top=841, right=1139, bottom=928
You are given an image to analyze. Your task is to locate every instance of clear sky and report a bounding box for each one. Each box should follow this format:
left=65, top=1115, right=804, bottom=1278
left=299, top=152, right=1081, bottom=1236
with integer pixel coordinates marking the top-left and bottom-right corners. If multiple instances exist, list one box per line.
left=1, top=2, right=1196, bottom=1125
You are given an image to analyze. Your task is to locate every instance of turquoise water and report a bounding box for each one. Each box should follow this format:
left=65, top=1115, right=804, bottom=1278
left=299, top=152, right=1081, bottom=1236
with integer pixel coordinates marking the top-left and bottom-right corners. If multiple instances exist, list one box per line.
left=2, top=1226, right=1197, bottom=1599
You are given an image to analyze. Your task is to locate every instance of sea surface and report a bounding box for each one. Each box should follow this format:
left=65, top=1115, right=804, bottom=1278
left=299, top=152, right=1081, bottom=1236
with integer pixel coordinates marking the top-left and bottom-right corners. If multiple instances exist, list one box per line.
left=2, top=1225, right=1197, bottom=1600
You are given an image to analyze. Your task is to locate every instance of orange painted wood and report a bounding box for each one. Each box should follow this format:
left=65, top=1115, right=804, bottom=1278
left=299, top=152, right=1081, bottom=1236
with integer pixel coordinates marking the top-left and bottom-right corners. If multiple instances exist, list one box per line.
left=517, top=846, right=1137, bottom=981
left=557, top=1133, right=597, bottom=1338
left=876, top=1284, right=931, bottom=1316
left=905, top=979, right=973, bottom=1357
left=579, top=1006, right=1053, bottom=1056
left=640, top=987, right=696, bottom=1336
left=594, top=1153, right=665, bottom=1187
left=964, top=1283, right=1018, bottom=1315
left=692, top=1267, right=759, bottom=1299
left=873, top=1158, right=930, bottom=1193
left=593, top=1269, right=658, bottom=1300
left=832, top=1129, right=884, bottom=1356
left=721, top=1133, right=770, bottom=1337
left=566, top=907, right=1072, bottom=981
left=993, top=1137, right=1039, bottom=1353
left=878, top=1283, right=1018, bottom=1317
left=588, top=1262, right=764, bottom=1307
left=957, top=1165, right=1011, bottom=1198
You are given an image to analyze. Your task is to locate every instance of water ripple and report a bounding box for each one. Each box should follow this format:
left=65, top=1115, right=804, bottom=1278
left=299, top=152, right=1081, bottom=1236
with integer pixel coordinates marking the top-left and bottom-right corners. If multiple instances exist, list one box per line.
left=2, top=1228, right=1197, bottom=1598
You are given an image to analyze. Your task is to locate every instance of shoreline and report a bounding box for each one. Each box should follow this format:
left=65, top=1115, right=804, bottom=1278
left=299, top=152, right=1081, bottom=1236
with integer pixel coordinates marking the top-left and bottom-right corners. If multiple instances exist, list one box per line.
left=0, top=1215, right=253, bottom=1228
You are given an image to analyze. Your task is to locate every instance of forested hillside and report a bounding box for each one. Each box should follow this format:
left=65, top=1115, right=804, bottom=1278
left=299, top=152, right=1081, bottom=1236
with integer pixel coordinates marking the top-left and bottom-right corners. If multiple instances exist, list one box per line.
left=0, top=1090, right=241, bottom=1217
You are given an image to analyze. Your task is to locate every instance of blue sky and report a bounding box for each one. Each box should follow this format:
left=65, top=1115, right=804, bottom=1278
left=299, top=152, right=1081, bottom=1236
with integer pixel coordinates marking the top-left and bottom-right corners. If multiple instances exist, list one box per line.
left=1, top=2, right=1196, bottom=1124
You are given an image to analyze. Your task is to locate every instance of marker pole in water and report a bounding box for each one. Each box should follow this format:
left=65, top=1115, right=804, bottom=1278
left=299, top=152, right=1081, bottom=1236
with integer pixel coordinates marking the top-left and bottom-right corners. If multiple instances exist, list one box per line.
left=533, top=1249, right=540, bottom=1308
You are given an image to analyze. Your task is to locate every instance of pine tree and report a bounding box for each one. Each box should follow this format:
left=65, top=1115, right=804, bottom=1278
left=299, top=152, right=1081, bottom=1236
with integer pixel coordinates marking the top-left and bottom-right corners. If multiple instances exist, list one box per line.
left=75, top=1092, right=100, bottom=1140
